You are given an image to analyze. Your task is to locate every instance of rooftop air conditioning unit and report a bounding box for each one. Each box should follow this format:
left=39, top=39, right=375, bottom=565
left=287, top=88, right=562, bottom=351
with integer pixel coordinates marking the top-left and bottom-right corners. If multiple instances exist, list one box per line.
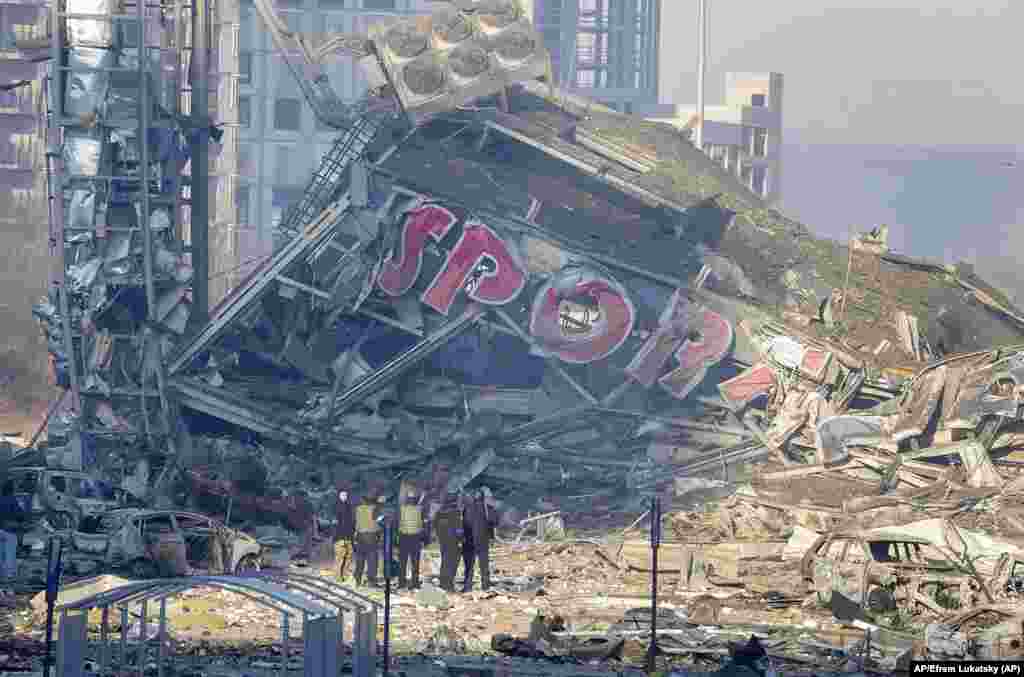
left=369, top=0, right=548, bottom=125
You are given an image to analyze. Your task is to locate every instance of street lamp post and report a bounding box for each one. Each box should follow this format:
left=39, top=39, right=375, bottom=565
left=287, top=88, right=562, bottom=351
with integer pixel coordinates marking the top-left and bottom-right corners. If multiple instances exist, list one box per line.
left=696, top=0, right=708, bottom=150
left=645, top=496, right=662, bottom=673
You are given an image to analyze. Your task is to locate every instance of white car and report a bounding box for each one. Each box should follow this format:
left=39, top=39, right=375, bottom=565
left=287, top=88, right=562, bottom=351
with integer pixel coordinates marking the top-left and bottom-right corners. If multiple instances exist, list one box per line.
left=75, top=509, right=263, bottom=578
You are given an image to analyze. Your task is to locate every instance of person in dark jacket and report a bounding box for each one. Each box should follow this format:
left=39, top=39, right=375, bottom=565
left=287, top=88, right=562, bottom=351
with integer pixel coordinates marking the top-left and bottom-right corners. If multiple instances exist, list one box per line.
left=461, top=486, right=497, bottom=592
left=333, top=485, right=355, bottom=579
left=432, top=489, right=463, bottom=592
left=353, top=491, right=380, bottom=587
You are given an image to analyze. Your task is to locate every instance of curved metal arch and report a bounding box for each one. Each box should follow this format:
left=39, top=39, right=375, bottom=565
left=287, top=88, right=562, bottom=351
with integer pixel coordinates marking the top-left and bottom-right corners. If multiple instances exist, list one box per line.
left=58, top=576, right=336, bottom=617
left=57, top=579, right=158, bottom=613
left=254, top=572, right=380, bottom=611
left=114, top=581, right=191, bottom=609
left=117, top=580, right=295, bottom=617
left=253, top=574, right=361, bottom=615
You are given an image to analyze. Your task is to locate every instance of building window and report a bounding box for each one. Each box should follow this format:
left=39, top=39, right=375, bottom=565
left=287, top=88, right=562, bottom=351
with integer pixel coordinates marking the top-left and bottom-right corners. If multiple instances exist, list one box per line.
left=274, top=98, right=301, bottom=131
left=751, top=127, right=767, bottom=158
left=237, top=184, right=250, bottom=225
left=239, top=51, right=253, bottom=85
left=751, top=166, right=767, bottom=196
left=363, top=0, right=396, bottom=9
left=319, top=0, right=346, bottom=6
left=238, top=96, right=251, bottom=128
left=751, top=93, right=766, bottom=107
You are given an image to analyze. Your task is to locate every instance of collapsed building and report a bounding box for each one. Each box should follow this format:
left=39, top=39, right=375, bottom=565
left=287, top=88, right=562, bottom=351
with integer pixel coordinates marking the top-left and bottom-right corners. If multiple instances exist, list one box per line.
left=5, top=0, right=1024, bottom=589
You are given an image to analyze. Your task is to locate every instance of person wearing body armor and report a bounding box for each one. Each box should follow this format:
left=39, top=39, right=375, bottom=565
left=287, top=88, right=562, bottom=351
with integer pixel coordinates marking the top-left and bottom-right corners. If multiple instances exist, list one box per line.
left=397, top=487, right=428, bottom=589
left=333, top=486, right=355, bottom=579
left=432, top=489, right=463, bottom=592
left=461, top=486, right=497, bottom=592
left=353, top=491, right=380, bottom=587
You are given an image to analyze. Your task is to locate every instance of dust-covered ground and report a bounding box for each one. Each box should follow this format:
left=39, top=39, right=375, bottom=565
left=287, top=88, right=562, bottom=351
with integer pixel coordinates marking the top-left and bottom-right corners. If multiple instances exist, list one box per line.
left=0, top=537, right=879, bottom=676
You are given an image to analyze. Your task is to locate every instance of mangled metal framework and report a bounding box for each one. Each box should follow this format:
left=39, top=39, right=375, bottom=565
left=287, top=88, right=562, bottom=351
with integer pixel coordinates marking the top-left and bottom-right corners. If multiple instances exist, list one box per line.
left=33, top=0, right=1024, bottom=505
left=129, top=0, right=755, bottom=495
left=163, top=117, right=747, bottom=492
left=34, top=0, right=198, bottom=479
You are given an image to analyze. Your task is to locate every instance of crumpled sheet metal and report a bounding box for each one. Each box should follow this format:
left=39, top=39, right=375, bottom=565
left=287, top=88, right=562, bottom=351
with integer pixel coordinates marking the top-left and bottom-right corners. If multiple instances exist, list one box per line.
left=765, top=335, right=833, bottom=383
left=67, top=188, right=97, bottom=231
left=815, top=414, right=887, bottom=465
left=93, top=400, right=134, bottom=431
left=718, top=362, right=778, bottom=409
left=891, top=365, right=947, bottom=442
left=65, top=47, right=116, bottom=118
left=67, top=257, right=102, bottom=292
left=62, top=129, right=103, bottom=176
left=103, top=230, right=132, bottom=263
left=946, top=354, right=1024, bottom=429
left=65, top=0, right=118, bottom=48
left=958, top=440, right=1004, bottom=489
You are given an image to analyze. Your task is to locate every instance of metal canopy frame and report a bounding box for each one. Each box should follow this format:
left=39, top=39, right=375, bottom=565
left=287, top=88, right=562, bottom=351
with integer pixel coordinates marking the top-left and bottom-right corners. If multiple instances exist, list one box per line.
left=55, top=574, right=380, bottom=677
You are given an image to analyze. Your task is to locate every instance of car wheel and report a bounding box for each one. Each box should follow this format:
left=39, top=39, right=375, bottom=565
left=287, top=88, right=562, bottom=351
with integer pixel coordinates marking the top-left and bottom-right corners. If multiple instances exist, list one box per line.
left=129, top=558, right=160, bottom=580
left=234, top=554, right=261, bottom=576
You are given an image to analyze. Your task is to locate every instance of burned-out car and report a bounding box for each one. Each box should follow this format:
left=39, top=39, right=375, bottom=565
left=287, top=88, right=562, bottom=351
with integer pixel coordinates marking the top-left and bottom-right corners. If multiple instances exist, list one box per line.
left=74, top=509, right=263, bottom=578
left=801, top=532, right=974, bottom=613
left=0, top=467, right=131, bottom=530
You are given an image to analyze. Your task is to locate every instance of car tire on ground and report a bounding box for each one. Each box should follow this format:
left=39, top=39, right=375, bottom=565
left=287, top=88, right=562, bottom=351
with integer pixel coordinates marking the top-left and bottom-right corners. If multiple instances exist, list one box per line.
left=234, top=554, right=261, bottom=575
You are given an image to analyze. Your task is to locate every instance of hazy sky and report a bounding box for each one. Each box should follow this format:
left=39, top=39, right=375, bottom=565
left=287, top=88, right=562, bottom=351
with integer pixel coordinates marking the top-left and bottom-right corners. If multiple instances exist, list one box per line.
left=659, top=1, right=1023, bottom=146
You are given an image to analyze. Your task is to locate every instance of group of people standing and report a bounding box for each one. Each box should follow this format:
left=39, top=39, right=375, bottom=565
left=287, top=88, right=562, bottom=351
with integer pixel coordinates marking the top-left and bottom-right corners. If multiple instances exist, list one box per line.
left=332, top=482, right=499, bottom=592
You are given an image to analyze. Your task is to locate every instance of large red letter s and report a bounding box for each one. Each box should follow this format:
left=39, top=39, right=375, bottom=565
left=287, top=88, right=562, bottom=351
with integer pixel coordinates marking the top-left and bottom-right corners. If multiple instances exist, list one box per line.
left=529, top=267, right=636, bottom=364
left=377, top=203, right=458, bottom=297
left=420, top=220, right=527, bottom=316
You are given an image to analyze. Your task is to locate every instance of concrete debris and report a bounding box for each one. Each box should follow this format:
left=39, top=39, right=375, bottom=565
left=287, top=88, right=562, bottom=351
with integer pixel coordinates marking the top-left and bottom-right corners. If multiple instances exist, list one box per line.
left=6, top=2, right=1024, bottom=672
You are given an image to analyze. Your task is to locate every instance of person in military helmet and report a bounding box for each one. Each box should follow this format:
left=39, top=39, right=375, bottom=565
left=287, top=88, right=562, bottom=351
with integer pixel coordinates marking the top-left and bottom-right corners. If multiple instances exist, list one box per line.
left=353, top=489, right=381, bottom=587
left=397, top=485, right=428, bottom=589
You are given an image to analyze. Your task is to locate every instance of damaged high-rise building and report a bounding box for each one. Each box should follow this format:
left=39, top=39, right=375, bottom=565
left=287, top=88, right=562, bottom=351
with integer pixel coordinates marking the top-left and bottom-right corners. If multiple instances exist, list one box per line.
left=532, top=0, right=660, bottom=113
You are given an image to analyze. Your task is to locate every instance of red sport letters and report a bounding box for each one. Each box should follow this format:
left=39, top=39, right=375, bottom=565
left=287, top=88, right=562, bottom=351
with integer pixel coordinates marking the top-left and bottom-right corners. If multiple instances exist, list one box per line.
left=421, top=220, right=527, bottom=315
left=377, top=204, right=733, bottom=398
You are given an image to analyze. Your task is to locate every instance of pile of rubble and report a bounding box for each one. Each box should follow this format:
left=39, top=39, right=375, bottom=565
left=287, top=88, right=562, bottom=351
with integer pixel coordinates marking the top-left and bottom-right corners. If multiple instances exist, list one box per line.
left=7, top=1, right=1024, bottom=673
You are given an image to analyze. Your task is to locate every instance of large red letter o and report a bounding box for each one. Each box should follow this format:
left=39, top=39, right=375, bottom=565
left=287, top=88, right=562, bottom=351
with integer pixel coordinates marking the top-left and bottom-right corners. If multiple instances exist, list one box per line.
left=529, top=267, right=636, bottom=364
